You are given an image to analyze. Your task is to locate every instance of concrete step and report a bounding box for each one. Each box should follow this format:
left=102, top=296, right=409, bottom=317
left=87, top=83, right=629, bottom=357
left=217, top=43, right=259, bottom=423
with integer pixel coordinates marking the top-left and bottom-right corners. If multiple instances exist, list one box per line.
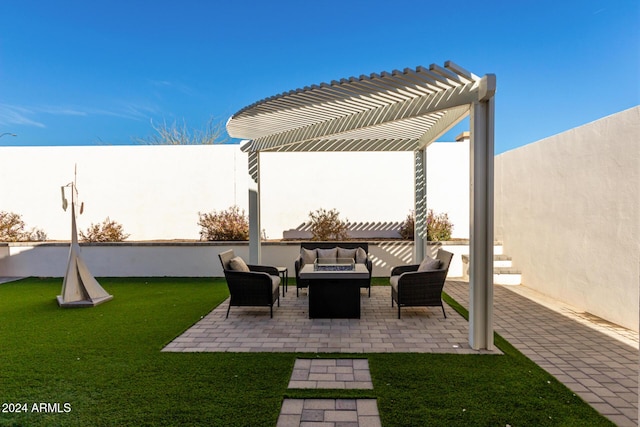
left=493, top=267, right=522, bottom=286
left=461, top=253, right=522, bottom=286
left=493, top=254, right=513, bottom=268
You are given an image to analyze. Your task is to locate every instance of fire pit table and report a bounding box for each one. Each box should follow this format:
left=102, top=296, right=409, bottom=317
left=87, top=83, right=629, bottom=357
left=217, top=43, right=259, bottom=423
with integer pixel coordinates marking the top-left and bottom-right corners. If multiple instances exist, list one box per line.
left=299, top=258, right=370, bottom=318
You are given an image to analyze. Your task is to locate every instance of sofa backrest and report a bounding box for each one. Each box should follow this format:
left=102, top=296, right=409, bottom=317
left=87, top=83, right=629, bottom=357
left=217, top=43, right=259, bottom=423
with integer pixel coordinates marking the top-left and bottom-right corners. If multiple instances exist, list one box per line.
left=299, top=241, right=369, bottom=253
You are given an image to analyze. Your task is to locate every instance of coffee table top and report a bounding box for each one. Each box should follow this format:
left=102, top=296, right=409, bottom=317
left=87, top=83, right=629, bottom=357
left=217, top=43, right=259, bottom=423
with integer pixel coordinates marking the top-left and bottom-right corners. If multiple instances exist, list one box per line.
left=299, top=263, right=369, bottom=280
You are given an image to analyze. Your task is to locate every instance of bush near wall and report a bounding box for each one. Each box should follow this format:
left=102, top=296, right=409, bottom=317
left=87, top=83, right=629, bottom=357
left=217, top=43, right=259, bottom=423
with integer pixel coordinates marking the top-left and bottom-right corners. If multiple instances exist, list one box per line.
left=399, top=209, right=453, bottom=241
left=80, top=217, right=130, bottom=242
left=0, top=211, right=47, bottom=242
left=198, top=206, right=249, bottom=241
left=308, top=208, right=349, bottom=241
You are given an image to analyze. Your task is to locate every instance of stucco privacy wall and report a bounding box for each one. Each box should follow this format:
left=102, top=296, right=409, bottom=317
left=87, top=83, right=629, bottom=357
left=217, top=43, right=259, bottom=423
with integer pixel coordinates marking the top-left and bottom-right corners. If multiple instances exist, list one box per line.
left=0, top=241, right=467, bottom=278
left=0, top=142, right=470, bottom=241
left=0, top=145, right=247, bottom=241
left=494, top=106, right=640, bottom=331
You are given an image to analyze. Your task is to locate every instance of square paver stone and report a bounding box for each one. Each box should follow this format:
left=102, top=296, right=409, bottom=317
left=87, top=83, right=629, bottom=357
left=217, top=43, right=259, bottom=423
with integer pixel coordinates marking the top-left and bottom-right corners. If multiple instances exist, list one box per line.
left=288, top=359, right=373, bottom=389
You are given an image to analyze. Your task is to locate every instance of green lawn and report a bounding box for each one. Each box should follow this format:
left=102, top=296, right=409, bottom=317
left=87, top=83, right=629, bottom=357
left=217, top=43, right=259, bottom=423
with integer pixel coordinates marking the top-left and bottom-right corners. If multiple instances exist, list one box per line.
left=0, top=278, right=613, bottom=426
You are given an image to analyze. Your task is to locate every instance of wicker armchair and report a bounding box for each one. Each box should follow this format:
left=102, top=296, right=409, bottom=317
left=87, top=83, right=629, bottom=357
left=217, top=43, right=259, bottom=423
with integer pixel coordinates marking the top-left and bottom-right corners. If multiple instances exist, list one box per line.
left=218, top=250, right=280, bottom=318
left=390, top=249, right=453, bottom=319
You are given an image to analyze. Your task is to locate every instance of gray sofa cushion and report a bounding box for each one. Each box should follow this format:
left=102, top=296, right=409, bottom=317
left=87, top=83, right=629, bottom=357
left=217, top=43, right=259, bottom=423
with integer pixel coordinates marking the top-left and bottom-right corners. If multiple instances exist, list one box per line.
left=317, top=248, right=338, bottom=262
left=355, top=247, right=368, bottom=264
left=301, top=248, right=317, bottom=265
left=337, top=247, right=357, bottom=261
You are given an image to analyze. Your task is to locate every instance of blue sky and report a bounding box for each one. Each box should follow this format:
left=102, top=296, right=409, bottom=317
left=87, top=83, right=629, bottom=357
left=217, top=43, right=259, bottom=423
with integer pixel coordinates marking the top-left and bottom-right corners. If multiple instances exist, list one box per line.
left=0, top=0, right=638, bottom=153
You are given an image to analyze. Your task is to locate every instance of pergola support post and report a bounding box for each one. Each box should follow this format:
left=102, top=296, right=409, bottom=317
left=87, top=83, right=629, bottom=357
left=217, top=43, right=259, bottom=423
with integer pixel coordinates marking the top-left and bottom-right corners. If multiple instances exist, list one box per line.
left=248, top=151, right=261, bottom=264
left=414, top=148, right=427, bottom=262
left=468, top=75, right=496, bottom=350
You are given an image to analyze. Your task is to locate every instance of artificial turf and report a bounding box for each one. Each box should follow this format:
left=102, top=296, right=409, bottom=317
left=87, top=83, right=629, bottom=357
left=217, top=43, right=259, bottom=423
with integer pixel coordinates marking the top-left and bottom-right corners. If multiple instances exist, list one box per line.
left=0, top=277, right=614, bottom=426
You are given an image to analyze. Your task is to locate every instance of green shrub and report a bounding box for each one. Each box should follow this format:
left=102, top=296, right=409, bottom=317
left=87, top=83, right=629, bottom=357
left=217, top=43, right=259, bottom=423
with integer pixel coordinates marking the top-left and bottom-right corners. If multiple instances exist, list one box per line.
left=0, top=211, right=47, bottom=242
left=198, top=206, right=249, bottom=241
left=398, top=209, right=453, bottom=241
left=308, top=208, right=349, bottom=241
left=80, top=217, right=130, bottom=242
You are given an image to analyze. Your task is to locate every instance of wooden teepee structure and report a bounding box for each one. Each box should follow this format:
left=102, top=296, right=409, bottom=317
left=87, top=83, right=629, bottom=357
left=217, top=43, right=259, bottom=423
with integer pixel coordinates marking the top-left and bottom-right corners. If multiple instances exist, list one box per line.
left=57, top=170, right=113, bottom=308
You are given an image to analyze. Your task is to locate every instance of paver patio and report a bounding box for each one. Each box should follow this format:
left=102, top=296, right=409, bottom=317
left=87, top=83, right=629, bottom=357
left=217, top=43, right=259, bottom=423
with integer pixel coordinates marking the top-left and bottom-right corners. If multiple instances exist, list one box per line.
left=163, top=285, right=499, bottom=354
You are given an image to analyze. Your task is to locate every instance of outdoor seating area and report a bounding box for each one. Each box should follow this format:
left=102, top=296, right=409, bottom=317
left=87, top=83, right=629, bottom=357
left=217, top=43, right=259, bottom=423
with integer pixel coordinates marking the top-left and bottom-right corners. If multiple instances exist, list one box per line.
left=221, top=245, right=463, bottom=322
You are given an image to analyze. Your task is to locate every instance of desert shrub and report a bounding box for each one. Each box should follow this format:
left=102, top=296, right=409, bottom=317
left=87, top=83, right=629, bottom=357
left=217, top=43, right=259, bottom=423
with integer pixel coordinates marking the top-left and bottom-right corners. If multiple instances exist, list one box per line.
left=398, top=209, right=453, bottom=241
left=198, top=206, right=249, bottom=241
left=80, top=217, right=130, bottom=242
left=0, top=211, right=48, bottom=242
left=308, top=208, right=349, bottom=241
left=399, top=211, right=415, bottom=240
left=427, top=209, right=453, bottom=241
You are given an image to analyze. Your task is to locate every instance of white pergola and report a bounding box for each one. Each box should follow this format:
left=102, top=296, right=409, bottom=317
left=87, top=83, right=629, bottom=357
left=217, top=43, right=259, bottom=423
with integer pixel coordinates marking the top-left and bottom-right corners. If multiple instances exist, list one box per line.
left=226, top=61, right=496, bottom=350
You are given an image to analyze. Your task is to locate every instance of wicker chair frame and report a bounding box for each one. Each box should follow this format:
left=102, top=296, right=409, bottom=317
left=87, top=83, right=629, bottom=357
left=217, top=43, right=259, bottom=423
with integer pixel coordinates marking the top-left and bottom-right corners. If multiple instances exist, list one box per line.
left=218, top=250, right=280, bottom=318
left=390, top=249, right=453, bottom=319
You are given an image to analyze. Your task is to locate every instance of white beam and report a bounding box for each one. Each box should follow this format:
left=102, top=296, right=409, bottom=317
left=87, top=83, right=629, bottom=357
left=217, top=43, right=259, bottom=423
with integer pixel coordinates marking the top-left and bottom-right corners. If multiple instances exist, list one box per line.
left=416, top=105, right=470, bottom=150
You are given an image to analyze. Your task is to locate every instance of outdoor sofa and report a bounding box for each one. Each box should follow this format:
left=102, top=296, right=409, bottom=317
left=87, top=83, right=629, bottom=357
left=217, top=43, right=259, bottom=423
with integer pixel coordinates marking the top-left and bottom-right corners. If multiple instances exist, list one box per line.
left=294, top=241, right=373, bottom=297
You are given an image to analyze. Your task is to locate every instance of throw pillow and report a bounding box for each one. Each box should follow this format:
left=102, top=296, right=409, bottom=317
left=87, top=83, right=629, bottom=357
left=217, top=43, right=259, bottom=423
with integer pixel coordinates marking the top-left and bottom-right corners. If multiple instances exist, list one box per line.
left=301, top=248, right=317, bottom=265
left=317, top=247, right=338, bottom=262
left=418, top=256, right=441, bottom=272
left=229, top=256, right=250, bottom=272
left=355, top=247, right=367, bottom=264
left=337, top=247, right=357, bottom=261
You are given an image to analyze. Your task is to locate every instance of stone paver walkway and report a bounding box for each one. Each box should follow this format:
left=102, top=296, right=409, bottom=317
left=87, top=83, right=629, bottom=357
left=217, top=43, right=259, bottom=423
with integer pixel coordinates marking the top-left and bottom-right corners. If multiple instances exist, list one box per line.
left=446, top=281, right=639, bottom=427
left=279, top=358, right=380, bottom=427
left=288, top=358, right=373, bottom=389
left=277, top=398, right=381, bottom=427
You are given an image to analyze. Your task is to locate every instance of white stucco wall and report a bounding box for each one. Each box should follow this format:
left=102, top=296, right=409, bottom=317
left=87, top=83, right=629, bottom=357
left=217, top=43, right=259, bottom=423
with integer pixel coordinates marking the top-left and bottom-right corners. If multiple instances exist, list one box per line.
left=0, top=145, right=247, bottom=241
left=495, top=106, right=640, bottom=331
left=0, top=141, right=470, bottom=241
left=0, top=241, right=468, bottom=278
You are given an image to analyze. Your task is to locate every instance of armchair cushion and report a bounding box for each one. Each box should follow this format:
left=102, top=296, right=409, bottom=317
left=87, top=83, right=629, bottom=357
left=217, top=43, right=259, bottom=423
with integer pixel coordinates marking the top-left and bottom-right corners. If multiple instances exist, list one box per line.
left=270, top=275, right=281, bottom=290
left=229, top=256, right=250, bottom=272
left=418, top=256, right=441, bottom=272
left=389, top=275, right=400, bottom=291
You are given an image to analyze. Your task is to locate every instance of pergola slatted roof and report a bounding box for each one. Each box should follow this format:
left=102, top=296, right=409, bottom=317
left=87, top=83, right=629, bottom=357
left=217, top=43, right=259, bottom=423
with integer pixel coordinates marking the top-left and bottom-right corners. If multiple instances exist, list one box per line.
left=227, top=61, right=482, bottom=152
